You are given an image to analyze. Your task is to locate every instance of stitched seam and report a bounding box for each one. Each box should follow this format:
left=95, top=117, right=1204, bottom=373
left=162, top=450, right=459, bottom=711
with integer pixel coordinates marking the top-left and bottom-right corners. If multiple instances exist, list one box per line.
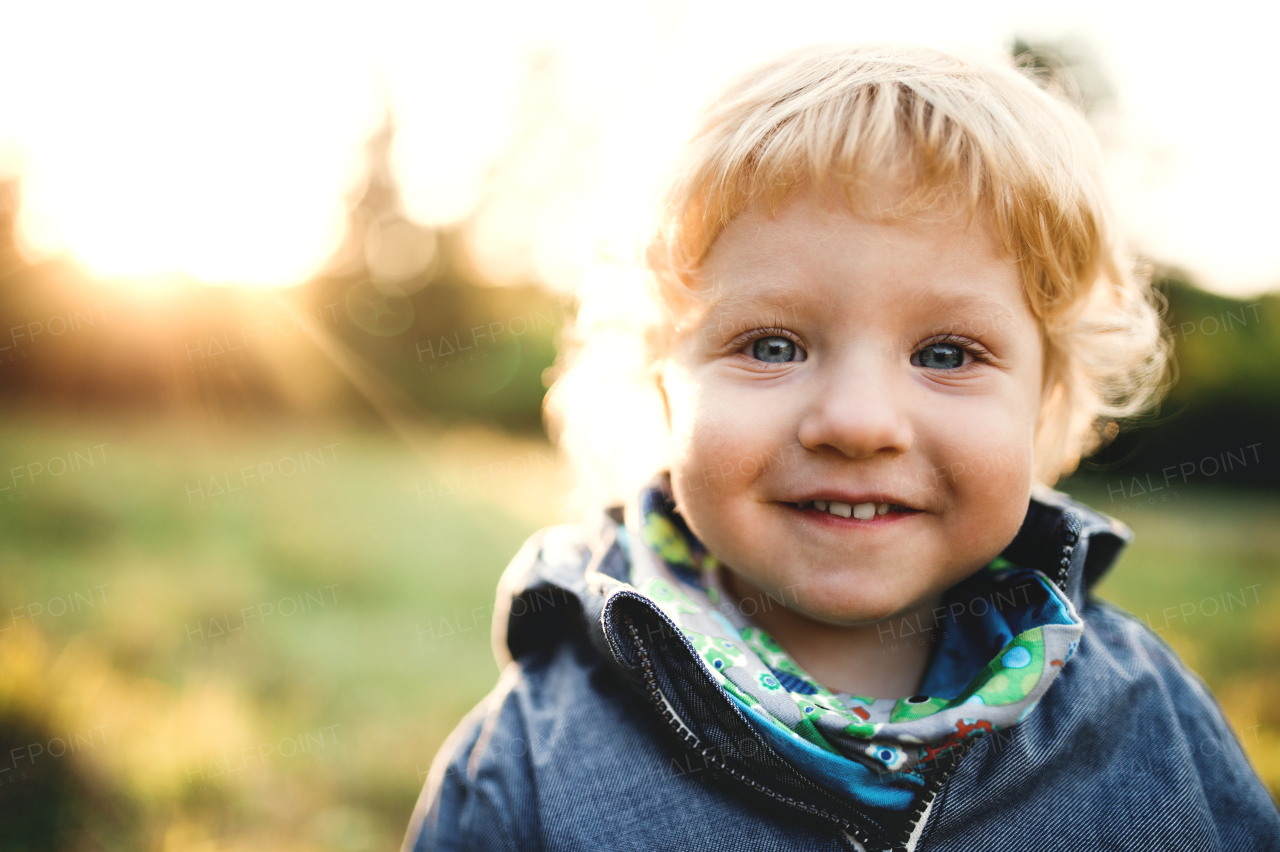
left=467, top=662, right=522, bottom=781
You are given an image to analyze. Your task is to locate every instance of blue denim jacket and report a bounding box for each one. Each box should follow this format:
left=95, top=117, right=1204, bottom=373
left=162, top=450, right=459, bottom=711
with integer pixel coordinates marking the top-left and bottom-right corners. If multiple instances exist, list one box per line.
left=403, top=488, right=1280, bottom=851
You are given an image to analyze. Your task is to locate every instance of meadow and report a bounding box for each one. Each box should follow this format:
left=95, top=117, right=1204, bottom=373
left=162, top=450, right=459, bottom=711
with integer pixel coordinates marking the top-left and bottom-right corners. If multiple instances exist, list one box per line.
left=1, top=413, right=1275, bottom=850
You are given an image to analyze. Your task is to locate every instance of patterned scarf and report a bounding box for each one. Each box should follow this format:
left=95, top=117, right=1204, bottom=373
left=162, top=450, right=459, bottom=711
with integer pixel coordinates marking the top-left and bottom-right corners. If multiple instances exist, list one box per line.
left=623, top=477, right=1083, bottom=777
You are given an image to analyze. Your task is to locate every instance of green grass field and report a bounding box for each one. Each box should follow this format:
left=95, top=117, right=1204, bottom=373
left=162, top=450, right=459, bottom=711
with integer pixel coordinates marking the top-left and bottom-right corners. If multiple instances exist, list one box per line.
left=1, top=414, right=1275, bottom=850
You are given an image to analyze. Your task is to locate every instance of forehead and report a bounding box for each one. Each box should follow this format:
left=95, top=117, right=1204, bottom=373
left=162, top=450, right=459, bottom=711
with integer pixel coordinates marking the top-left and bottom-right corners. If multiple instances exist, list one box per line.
left=698, top=193, right=1025, bottom=324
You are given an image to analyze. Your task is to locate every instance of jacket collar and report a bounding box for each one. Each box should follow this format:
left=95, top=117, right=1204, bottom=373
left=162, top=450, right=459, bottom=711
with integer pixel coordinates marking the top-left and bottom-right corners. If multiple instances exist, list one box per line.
left=495, top=485, right=1131, bottom=666
left=490, top=486, right=1130, bottom=850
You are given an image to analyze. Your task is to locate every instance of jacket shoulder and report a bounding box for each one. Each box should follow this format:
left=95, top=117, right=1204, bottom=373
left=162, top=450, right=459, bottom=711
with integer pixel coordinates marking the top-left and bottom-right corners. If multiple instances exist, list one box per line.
left=406, top=633, right=852, bottom=852
left=927, top=596, right=1279, bottom=849
left=401, top=662, right=541, bottom=852
left=1081, top=596, right=1240, bottom=717
left=1089, top=599, right=1280, bottom=844
left=402, top=517, right=606, bottom=852
left=491, top=516, right=626, bottom=667
left=401, top=634, right=660, bottom=852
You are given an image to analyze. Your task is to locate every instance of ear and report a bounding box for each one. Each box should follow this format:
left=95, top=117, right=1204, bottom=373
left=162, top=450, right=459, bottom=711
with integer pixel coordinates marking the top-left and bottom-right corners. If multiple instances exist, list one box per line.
left=646, top=320, right=676, bottom=430
left=655, top=358, right=673, bottom=430
left=650, top=337, right=680, bottom=507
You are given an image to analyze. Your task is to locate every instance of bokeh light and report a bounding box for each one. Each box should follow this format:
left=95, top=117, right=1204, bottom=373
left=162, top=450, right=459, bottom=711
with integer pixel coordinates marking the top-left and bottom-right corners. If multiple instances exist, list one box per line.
left=2, top=0, right=1277, bottom=294
left=1, top=2, right=1277, bottom=849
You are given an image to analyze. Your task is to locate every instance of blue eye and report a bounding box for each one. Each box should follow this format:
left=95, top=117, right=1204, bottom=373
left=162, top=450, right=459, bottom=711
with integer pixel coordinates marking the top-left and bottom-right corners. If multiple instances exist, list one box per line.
left=913, top=343, right=966, bottom=369
left=751, top=336, right=800, bottom=363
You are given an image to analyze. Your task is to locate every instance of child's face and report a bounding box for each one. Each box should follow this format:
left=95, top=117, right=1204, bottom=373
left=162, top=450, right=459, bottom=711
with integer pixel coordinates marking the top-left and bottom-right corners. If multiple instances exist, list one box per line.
left=660, top=192, right=1043, bottom=626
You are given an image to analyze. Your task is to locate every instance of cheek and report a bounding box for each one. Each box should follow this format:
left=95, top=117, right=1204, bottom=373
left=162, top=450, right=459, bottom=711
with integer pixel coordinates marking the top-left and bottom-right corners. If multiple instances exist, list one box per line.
left=663, top=366, right=793, bottom=517
left=665, top=366, right=759, bottom=467
left=944, top=407, right=1034, bottom=479
left=930, top=396, right=1036, bottom=547
left=662, top=364, right=714, bottom=472
left=664, top=367, right=722, bottom=505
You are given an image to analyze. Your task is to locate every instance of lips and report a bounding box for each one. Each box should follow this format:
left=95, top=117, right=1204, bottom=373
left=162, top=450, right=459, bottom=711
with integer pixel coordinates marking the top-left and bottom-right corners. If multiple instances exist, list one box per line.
left=795, top=498, right=918, bottom=520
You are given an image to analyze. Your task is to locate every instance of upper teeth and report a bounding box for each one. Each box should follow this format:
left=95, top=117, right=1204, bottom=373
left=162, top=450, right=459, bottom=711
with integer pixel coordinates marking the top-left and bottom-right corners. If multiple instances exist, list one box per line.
left=800, top=500, right=893, bottom=518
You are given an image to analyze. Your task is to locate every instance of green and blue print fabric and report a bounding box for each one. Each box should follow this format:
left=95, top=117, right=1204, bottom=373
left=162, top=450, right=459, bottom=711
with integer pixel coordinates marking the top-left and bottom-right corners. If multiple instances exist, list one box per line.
left=625, top=480, right=1084, bottom=778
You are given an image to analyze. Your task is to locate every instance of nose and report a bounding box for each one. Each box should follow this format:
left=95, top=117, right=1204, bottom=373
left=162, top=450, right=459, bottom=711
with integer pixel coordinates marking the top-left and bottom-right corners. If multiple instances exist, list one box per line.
left=796, top=362, right=914, bottom=459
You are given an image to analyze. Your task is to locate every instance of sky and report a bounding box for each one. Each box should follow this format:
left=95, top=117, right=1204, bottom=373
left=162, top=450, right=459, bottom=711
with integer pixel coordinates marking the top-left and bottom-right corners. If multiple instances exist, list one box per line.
left=1, top=0, right=1276, bottom=297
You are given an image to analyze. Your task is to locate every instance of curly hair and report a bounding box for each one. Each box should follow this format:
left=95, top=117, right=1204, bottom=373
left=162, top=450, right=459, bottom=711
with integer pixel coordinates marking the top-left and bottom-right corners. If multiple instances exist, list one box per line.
left=547, top=43, right=1170, bottom=513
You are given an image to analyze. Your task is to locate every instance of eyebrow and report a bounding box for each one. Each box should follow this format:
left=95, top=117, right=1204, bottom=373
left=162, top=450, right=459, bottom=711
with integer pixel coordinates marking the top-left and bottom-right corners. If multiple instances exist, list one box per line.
left=702, top=280, right=810, bottom=327
left=899, top=290, right=1021, bottom=326
left=705, top=281, right=1022, bottom=330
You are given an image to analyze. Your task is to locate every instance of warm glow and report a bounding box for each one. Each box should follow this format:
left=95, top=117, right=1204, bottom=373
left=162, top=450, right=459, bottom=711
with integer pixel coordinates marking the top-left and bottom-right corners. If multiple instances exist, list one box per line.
left=1, top=0, right=1277, bottom=294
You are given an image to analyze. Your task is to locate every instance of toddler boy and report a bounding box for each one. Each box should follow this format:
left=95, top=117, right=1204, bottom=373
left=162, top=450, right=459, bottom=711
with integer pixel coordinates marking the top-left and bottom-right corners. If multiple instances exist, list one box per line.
left=404, top=44, right=1279, bottom=851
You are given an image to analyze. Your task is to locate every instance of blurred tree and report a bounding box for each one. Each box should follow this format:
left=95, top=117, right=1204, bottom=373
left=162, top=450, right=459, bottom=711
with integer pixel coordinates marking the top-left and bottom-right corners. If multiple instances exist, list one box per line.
left=1010, top=35, right=1116, bottom=116
left=0, top=676, right=138, bottom=850
left=305, top=104, right=570, bottom=432
left=1069, top=273, right=1280, bottom=491
left=1, top=44, right=1275, bottom=462
left=1009, top=38, right=1279, bottom=492
left=0, top=106, right=568, bottom=433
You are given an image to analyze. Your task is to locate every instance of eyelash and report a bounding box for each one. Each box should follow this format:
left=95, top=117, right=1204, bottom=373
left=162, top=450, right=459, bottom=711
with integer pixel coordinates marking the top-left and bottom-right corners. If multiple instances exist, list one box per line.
left=915, top=333, right=993, bottom=367
left=733, top=327, right=806, bottom=364
left=728, top=329, right=993, bottom=368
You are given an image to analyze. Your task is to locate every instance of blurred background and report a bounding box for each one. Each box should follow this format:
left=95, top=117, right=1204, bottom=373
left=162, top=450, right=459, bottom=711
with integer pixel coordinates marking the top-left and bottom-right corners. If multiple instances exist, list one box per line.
left=1, top=1, right=1277, bottom=848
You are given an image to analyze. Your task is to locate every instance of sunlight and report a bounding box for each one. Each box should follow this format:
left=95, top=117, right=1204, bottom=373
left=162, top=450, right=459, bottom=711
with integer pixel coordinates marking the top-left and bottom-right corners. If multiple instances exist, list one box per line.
left=1, top=0, right=1276, bottom=294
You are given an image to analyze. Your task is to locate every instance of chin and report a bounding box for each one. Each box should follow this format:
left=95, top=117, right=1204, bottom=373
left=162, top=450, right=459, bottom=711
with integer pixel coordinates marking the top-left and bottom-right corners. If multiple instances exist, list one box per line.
left=785, top=565, right=909, bottom=618
left=792, top=590, right=908, bottom=627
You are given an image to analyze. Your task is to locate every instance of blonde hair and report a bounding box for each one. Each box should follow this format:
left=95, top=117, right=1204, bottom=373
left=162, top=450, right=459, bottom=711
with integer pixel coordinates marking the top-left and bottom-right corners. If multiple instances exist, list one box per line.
left=547, top=43, right=1170, bottom=513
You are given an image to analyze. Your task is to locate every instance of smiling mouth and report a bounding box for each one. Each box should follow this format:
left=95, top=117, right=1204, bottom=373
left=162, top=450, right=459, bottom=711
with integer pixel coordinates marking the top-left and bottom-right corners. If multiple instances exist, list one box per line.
left=794, top=500, right=920, bottom=520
